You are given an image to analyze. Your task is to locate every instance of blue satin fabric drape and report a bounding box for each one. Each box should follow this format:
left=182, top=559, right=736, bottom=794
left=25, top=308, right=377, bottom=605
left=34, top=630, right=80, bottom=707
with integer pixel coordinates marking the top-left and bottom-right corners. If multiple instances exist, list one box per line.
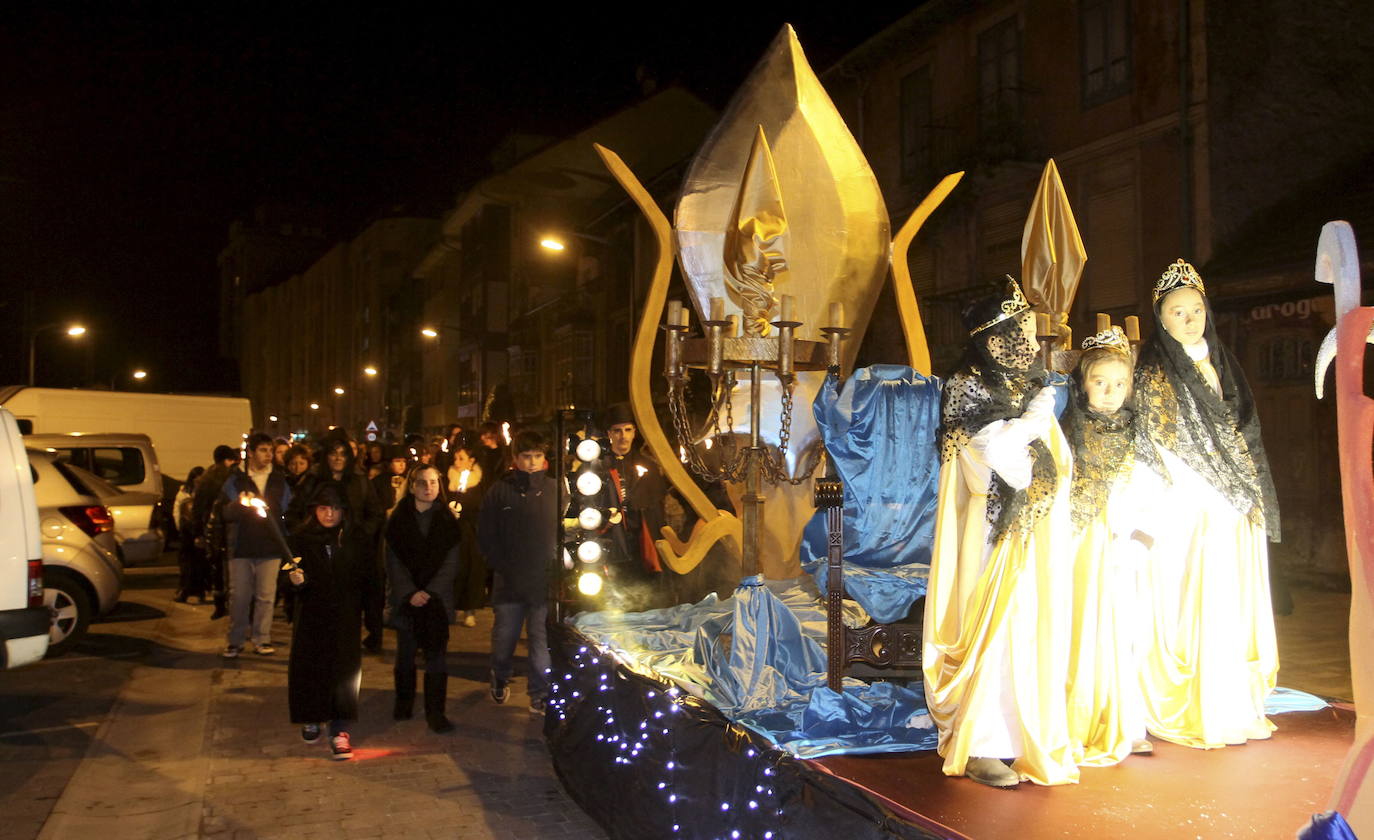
left=801, top=365, right=941, bottom=623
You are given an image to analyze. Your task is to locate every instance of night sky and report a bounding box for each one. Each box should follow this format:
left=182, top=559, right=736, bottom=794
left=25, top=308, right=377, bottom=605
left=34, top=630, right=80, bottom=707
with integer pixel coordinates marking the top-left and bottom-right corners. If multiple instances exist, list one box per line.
left=1, top=4, right=911, bottom=393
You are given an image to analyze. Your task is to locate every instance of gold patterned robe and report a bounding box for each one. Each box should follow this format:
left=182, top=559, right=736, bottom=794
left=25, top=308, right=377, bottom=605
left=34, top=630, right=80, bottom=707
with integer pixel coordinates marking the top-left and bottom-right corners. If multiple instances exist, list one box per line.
left=923, top=387, right=1079, bottom=785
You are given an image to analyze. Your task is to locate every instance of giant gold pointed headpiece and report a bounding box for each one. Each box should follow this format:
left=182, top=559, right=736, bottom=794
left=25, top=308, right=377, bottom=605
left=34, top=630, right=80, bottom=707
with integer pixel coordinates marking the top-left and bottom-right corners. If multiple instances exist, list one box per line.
left=592, top=24, right=964, bottom=577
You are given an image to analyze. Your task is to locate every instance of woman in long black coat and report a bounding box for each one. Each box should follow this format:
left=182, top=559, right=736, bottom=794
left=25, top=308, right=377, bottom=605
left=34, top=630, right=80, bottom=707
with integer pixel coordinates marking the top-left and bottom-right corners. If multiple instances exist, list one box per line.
left=287, top=483, right=364, bottom=760
left=385, top=464, right=461, bottom=733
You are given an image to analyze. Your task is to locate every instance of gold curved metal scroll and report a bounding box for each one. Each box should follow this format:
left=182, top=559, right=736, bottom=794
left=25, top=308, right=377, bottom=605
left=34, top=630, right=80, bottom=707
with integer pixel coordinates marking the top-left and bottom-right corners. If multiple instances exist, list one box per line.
left=592, top=143, right=741, bottom=574
left=890, top=171, right=964, bottom=375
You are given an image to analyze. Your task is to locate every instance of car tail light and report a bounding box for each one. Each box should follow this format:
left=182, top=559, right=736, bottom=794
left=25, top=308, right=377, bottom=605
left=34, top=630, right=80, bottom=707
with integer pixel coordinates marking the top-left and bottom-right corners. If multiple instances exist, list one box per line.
left=27, top=559, right=43, bottom=608
left=60, top=505, right=115, bottom=537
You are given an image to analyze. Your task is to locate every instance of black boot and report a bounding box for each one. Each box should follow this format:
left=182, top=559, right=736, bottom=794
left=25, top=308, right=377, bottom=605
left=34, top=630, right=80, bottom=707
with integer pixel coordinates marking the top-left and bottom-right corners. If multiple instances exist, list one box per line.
left=394, top=668, right=416, bottom=721
left=210, top=592, right=228, bottom=621
left=423, top=672, right=454, bottom=733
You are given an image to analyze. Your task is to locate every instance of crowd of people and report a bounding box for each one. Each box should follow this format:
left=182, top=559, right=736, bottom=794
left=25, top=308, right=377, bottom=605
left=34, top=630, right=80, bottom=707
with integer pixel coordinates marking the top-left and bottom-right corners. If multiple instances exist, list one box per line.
left=924, top=259, right=1280, bottom=788
left=168, top=415, right=669, bottom=760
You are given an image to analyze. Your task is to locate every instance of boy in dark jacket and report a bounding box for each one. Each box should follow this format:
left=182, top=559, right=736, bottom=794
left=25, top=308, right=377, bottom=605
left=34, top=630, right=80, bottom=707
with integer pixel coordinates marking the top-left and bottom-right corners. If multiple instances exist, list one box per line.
left=221, top=433, right=292, bottom=657
left=477, top=429, right=556, bottom=713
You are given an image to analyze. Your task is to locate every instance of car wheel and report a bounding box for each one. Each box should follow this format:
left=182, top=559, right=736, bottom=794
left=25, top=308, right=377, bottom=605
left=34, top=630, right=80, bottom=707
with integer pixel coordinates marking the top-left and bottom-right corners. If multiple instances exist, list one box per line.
left=42, top=571, right=92, bottom=656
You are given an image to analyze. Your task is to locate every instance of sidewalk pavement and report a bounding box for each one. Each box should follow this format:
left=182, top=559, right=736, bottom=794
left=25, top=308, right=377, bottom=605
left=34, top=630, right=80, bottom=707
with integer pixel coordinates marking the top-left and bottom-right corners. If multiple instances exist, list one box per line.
left=37, top=567, right=607, bottom=840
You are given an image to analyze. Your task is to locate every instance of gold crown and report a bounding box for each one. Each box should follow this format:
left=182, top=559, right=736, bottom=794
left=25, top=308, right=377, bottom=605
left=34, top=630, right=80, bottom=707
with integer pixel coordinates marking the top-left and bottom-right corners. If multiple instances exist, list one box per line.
left=970, top=276, right=1032, bottom=335
left=1080, top=325, right=1131, bottom=355
left=1152, top=258, right=1206, bottom=304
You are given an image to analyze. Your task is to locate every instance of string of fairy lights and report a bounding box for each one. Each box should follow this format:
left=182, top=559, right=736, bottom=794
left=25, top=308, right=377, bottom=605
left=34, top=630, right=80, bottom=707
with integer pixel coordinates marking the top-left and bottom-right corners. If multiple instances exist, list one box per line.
left=546, top=641, right=784, bottom=838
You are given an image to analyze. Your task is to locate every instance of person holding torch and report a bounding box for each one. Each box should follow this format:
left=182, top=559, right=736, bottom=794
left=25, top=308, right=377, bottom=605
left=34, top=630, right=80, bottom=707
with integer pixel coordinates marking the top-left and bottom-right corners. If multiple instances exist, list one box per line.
left=220, top=432, right=292, bottom=658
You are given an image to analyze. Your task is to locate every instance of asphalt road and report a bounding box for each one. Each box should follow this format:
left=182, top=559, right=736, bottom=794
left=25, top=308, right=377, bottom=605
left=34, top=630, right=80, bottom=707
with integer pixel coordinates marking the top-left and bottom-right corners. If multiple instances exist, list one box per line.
left=0, top=559, right=177, bottom=839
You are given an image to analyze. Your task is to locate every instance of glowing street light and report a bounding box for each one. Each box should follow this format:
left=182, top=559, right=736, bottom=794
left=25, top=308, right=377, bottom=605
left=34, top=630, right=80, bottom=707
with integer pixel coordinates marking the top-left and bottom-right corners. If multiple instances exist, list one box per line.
left=268, top=415, right=279, bottom=423
left=420, top=327, right=439, bottom=338
left=27, top=322, right=88, bottom=386
left=539, top=237, right=567, bottom=252
left=333, top=386, right=345, bottom=395
left=363, top=366, right=378, bottom=377
left=309, top=402, right=320, bottom=411
left=132, top=369, right=147, bottom=380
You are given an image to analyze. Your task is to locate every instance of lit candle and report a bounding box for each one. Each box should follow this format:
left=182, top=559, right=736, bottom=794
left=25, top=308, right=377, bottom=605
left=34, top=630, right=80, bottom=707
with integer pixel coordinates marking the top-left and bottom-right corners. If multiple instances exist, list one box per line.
left=458, top=468, right=470, bottom=493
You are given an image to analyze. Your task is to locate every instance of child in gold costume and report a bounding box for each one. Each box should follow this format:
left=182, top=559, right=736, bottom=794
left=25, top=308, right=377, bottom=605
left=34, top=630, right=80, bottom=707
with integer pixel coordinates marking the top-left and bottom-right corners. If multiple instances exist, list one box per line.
left=1062, top=326, right=1158, bottom=765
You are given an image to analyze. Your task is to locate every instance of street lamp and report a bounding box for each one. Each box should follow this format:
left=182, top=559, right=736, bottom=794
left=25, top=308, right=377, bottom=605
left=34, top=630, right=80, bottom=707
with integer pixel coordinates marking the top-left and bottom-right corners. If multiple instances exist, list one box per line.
left=539, top=237, right=567, bottom=251
left=132, top=369, right=147, bottom=381
left=27, top=322, right=87, bottom=386
left=420, top=327, right=439, bottom=339
left=363, top=366, right=378, bottom=377
left=309, top=402, right=320, bottom=411
left=333, top=386, right=345, bottom=395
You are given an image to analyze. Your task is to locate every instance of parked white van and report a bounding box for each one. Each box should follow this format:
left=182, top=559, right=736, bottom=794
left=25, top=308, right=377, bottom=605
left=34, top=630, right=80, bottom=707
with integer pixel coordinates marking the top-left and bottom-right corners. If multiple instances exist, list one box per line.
left=0, top=386, right=253, bottom=484
left=0, top=408, right=51, bottom=667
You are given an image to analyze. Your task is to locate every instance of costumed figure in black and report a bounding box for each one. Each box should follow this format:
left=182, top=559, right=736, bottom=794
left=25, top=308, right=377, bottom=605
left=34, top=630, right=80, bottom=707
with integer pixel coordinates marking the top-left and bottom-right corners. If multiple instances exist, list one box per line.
left=1132, top=258, right=1280, bottom=748
left=384, top=464, right=461, bottom=733
left=286, top=483, right=365, bottom=760
left=922, top=277, right=1078, bottom=788
left=597, top=403, right=668, bottom=609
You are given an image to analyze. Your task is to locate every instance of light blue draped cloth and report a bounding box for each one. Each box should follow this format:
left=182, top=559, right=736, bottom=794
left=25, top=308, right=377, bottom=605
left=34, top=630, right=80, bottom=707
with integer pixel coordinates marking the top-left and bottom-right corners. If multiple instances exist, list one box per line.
left=573, top=577, right=938, bottom=758
left=800, top=365, right=941, bottom=623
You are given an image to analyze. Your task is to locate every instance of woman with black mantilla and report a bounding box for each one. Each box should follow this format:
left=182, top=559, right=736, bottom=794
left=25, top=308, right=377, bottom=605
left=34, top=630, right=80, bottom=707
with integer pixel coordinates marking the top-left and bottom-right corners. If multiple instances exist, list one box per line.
left=1133, top=258, right=1280, bottom=749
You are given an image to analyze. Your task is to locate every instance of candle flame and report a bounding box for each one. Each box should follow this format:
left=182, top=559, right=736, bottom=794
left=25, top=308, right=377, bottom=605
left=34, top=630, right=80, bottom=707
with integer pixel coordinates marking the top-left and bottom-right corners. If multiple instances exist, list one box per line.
left=635, top=465, right=648, bottom=477
left=502, top=421, right=511, bottom=445
left=458, top=469, right=470, bottom=492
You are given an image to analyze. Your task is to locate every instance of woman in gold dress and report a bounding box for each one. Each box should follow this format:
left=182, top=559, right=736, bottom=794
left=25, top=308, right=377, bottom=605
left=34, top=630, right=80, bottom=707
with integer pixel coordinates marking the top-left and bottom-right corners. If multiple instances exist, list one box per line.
left=923, top=278, right=1078, bottom=788
left=1133, top=259, right=1280, bottom=748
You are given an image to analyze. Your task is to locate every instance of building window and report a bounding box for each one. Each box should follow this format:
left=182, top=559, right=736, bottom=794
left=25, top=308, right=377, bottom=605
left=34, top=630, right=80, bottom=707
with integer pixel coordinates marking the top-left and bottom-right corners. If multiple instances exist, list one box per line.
left=1258, top=336, right=1314, bottom=383
left=899, top=65, right=932, bottom=185
left=977, top=17, right=1021, bottom=134
left=1081, top=0, right=1132, bottom=107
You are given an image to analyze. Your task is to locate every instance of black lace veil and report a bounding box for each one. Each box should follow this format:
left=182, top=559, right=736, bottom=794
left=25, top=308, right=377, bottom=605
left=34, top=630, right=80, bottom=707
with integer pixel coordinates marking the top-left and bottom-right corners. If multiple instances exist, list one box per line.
left=1134, top=285, right=1281, bottom=542
left=939, top=280, right=1057, bottom=541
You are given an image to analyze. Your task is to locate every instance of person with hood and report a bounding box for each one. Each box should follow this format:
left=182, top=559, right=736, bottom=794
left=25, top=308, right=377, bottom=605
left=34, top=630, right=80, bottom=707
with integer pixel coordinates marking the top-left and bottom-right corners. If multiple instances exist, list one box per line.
left=1132, top=259, right=1280, bottom=749
left=384, top=463, right=461, bottom=733
left=478, top=429, right=556, bottom=714
left=286, top=484, right=365, bottom=760
left=922, top=277, right=1077, bottom=788
left=289, top=437, right=387, bottom=653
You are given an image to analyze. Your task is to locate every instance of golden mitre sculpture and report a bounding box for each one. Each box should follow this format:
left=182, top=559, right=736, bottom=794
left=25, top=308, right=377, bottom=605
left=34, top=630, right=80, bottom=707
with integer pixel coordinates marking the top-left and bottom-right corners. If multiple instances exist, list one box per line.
left=595, top=24, right=962, bottom=580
